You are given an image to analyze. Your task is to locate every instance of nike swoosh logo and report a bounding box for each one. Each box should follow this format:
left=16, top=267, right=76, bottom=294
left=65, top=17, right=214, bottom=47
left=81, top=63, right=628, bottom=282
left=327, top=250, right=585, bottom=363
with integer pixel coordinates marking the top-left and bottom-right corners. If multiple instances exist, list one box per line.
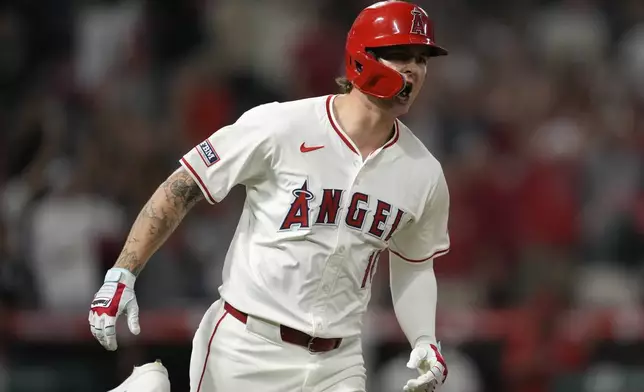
left=300, top=143, right=325, bottom=153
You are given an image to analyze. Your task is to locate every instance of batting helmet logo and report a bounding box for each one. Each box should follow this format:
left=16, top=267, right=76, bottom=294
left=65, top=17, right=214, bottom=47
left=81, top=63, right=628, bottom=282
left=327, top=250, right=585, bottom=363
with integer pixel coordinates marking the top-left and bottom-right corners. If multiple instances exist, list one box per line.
left=410, top=9, right=426, bottom=35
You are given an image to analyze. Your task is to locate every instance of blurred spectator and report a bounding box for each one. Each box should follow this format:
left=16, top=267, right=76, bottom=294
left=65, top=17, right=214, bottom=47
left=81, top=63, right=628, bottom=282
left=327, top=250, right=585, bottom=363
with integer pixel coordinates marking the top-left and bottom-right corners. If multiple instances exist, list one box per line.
left=74, top=0, right=143, bottom=92
left=26, top=155, right=126, bottom=310
left=171, top=57, right=234, bottom=147
left=287, top=3, right=346, bottom=98
left=529, top=0, right=609, bottom=69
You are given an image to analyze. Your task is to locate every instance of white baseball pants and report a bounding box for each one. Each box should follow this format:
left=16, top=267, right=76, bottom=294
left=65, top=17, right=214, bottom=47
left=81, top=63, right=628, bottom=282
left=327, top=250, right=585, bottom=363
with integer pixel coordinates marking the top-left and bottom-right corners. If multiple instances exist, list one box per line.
left=189, top=299, right=367, bottom=392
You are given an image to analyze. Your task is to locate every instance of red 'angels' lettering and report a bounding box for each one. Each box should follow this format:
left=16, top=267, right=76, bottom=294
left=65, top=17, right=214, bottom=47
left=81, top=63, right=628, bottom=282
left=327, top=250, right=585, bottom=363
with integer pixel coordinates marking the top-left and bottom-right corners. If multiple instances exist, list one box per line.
left=384, top=209, right=405, bottom=242
left=280, top=182, right=405, bottom=241
left=315, top=189, right=343, bottom=224
left=345, top=192, right=369, bottom=229
left=410, top=9, right=426, bottom=35
left=368, top=200, right=392, bottom=238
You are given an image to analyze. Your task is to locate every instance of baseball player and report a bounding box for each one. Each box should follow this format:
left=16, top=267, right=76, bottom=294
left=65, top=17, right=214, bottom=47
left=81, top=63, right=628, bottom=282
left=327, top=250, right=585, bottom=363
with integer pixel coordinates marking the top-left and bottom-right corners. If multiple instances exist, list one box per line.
left=90, top=1, right=451, bottom=391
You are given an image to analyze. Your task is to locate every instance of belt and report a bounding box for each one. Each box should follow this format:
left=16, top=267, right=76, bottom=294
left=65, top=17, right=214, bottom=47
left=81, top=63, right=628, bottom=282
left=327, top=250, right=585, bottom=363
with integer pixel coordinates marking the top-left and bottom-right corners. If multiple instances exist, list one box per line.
left=223, top=302, right=342, bottom=353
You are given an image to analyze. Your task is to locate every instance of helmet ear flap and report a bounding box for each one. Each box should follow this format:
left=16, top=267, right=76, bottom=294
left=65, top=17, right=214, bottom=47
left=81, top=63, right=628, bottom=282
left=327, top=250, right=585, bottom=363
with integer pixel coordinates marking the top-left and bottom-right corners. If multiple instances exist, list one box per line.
left=346, top=50, right=405, bottom=99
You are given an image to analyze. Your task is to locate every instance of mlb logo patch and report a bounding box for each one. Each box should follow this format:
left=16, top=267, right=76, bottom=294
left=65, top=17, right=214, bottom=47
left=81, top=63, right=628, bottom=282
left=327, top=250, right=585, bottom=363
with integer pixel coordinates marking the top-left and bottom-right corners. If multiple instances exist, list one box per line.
left=197, top=140, right=219, bottom=166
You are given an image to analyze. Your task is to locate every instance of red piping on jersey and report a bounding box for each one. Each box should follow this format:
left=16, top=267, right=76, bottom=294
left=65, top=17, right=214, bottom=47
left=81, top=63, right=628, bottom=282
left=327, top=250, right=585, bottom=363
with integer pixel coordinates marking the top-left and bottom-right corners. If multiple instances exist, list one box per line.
left=196, top=310, right=229, bottom=392
left=326, top=95, right=358, bottom=155
left=390, top=247, right=450, bottom=263
left=383, top=120, right=400, bottom=149
left=325, top=95, right=399, bottom=155
left=181, top=157, right=216, bottom=204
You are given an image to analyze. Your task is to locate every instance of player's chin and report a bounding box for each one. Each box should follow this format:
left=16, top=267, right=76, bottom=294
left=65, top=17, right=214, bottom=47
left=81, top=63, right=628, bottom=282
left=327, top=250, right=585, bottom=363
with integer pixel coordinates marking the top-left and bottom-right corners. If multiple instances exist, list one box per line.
left=384, top=94, right=415, bottom=114
left=371, top=91, right=415, bottom=115
left=393, top=93, right=414, bottom=107
left=392, top=81, right=418, bottom=107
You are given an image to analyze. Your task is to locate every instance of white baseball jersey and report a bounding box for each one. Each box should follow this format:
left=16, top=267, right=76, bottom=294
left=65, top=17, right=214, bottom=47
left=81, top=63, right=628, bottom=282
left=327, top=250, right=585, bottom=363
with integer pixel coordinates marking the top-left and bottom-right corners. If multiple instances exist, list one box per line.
left=180, top=94, right=450, bottom=338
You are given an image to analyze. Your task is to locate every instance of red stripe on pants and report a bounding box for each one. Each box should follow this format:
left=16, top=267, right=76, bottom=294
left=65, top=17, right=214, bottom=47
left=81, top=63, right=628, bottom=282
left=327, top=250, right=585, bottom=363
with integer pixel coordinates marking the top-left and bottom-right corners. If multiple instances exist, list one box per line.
left=197, top=310, right=229, bottom=392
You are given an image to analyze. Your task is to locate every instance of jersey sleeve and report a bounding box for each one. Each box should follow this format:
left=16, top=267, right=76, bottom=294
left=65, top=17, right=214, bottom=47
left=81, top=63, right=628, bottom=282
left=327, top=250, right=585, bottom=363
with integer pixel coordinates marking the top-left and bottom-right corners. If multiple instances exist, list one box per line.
left=179, top=105, right=275, bottom=204
left=389, top=169, right=451, bottom=263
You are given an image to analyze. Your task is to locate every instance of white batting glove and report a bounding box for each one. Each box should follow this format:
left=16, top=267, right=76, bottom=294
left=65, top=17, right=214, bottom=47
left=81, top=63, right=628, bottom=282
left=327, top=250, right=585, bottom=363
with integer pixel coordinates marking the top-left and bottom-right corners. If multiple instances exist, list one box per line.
left=403, top=341, right=448, bottom=392
left=89, top=268, right=140, bottom=351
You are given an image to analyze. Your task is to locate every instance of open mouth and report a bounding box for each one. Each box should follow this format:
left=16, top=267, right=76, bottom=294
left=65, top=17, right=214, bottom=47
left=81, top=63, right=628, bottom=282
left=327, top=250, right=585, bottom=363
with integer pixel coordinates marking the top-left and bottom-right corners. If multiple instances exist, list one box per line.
left=397, top=82, right=413, bottom=99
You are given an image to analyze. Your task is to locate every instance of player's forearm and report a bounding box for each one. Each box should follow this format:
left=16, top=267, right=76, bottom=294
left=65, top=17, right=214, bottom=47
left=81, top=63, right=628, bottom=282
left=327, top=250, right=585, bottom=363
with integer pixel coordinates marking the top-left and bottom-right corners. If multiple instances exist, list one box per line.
left=389, top=252, right=438, bottom=347
left=113, top=168, right=204, bottom=276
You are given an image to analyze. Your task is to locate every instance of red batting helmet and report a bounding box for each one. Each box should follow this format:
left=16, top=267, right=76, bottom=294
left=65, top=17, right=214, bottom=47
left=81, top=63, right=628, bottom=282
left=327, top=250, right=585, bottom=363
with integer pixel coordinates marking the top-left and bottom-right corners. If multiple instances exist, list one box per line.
left=345, top=1, right=448, bottom=99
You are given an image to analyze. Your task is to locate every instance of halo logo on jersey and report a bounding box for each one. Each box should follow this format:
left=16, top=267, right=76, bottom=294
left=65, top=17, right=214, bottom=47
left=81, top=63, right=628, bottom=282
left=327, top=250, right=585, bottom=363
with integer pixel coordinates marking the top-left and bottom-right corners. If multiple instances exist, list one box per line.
left=197, top=140, right=219, bottom=166
left=280, top=181, right=315, bottom=230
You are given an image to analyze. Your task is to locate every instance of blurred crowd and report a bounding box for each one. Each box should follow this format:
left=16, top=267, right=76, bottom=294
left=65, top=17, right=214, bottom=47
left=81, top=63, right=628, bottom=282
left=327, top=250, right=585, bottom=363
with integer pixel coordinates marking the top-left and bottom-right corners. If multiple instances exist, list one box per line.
left=1, top=0, right=644, bottom=391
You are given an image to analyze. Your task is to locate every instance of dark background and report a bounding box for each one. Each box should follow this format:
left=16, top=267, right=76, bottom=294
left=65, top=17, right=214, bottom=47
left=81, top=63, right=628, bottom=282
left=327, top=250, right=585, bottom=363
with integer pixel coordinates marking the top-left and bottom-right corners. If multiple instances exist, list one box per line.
left=1, top=0, right=644, bottom=391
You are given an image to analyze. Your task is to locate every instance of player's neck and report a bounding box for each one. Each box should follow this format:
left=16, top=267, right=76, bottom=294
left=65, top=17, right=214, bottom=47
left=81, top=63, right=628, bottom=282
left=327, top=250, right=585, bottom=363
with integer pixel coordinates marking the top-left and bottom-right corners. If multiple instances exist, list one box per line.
left=333, top=93, right=397, bottom=159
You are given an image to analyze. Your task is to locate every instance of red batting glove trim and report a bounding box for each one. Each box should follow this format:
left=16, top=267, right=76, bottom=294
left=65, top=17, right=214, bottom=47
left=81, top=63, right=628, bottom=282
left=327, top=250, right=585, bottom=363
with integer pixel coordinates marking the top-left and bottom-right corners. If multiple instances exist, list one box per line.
left=430, top=343, right=448, bottom=381
left=91, top=283, right=125, bottom=317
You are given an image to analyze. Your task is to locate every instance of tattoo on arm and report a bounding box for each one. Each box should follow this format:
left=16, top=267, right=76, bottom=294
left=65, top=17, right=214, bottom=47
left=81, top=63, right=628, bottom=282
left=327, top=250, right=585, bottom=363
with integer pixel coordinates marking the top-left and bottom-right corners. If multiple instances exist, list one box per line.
left=164, top=170, right=204, bottom=211
left=114, top=248, right=144, bottom=276
left=114, top=168, right=204, bottom=276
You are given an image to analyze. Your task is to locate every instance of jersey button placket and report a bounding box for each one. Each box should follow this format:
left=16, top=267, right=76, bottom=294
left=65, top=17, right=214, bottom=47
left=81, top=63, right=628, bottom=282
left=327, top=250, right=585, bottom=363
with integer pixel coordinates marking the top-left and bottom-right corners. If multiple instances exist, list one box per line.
left=333, top=163, right=357, bottom=267
left=315, top=252, right=343, bottom=332
left=312, top=255, right=339, bottom=333
left=351, top=156, right=368, bottom=188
